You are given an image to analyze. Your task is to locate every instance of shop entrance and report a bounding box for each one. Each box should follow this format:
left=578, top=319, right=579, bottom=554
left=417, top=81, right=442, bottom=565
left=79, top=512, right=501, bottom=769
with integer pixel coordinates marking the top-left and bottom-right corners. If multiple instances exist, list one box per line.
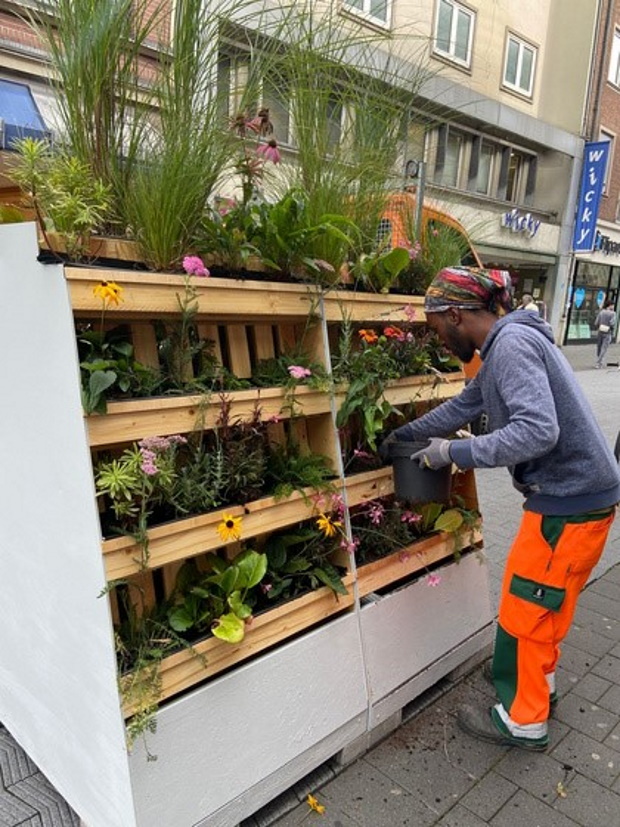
left=564, top=261, right=620, bottom=344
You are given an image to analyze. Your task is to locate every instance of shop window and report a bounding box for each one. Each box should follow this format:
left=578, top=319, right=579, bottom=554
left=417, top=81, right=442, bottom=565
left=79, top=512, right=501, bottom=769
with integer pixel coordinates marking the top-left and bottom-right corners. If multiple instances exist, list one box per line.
left=433, top=125, right=465, bottom=188
left=433, top=0, right=475, bottom=68
left=497, top=147, right=533, bottom=203
left=468, top=137, right=495, bottom=195
left=503, top=33, right=536, bottom=97
left=343, top=0, right=391, bottom=27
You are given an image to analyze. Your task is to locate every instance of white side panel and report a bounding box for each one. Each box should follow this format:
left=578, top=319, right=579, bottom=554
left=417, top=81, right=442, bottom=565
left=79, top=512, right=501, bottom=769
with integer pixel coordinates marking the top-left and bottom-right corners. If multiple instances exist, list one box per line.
left=361, top=553, right=493, bottom=709
left=129, top=613, right=367, bottom=827
left=0, top=224, right=136, bottom=827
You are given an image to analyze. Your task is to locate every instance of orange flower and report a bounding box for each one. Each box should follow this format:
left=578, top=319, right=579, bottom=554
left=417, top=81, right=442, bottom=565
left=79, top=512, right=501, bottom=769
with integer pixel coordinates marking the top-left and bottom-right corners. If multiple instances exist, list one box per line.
left=384, top=326, right=404, bottom=339
left=358, top=328, right=378, bottom=344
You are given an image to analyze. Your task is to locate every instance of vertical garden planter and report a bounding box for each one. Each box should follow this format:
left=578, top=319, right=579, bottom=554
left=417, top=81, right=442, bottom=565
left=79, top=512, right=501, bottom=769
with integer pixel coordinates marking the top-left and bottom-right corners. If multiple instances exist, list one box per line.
left=0, top=223, right=493, bottom=827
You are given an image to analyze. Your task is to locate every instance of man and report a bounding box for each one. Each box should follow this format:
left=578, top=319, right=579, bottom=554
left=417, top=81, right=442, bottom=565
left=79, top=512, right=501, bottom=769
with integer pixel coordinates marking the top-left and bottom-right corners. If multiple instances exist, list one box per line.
left=519, top=293, right=539, bottom=314
left=594, top=299, right=616, bottom=369
left=380, top=266, right=620, bottom=751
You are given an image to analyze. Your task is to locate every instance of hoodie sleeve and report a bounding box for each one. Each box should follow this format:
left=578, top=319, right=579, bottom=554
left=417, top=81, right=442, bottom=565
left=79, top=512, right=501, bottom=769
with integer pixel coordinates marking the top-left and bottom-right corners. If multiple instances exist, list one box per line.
left=394, top=376, right=485, bottom=442
left=452, top=328, right=560, bottom=469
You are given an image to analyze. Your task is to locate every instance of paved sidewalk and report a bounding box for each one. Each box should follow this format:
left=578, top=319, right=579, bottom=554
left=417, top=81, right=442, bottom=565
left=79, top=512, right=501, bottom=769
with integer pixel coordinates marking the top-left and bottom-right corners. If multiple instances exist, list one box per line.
left=2, top=343, right=620, bottom=827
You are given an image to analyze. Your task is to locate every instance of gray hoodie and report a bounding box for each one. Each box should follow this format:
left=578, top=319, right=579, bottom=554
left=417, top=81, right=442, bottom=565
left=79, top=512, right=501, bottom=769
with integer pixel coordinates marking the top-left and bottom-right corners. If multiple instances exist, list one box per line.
left=396, top=311, right=620, bottom=515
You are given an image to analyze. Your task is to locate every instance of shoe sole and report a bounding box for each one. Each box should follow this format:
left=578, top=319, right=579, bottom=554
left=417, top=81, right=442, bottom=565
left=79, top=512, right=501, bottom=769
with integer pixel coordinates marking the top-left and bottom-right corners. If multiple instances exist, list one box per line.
left=457, top=712, right=548, bottom=752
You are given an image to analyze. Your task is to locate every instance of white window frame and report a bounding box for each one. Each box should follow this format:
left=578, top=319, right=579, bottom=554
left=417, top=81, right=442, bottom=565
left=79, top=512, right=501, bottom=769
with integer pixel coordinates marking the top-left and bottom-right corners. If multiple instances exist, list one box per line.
left=599, top=128, right=615, bottom=195
left=433, top=0, right=475, bottom=69
left=502, top=33, right=537, bottom=98
left=342, top=0, right=392, bottom=28
left=609, top=28, right=620, bottom=87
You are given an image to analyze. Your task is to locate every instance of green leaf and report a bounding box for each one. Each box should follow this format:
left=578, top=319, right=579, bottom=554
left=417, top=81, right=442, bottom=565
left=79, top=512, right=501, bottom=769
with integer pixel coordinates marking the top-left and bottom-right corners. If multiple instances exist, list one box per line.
left=434, top=508, right=464, bottom=534
left=313, top=567, right=348, bottom=596
left=228, top=591, right=253, bottom=619
left=212, top=612, right=246, bottom=643
left=168, top=607, right=196, bottom=632
left=89, top=369, right=116, bottom=397
left=235, top=551, right=267, bottom=589
left=381, top=246, right=410, bottom=277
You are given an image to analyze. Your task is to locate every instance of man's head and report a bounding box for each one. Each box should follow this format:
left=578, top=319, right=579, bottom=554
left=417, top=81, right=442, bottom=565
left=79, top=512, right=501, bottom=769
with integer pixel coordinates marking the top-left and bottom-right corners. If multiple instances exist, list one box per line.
left=423, top=267, right=513, bottom=363
left=522, top=294, right=534, bottom=305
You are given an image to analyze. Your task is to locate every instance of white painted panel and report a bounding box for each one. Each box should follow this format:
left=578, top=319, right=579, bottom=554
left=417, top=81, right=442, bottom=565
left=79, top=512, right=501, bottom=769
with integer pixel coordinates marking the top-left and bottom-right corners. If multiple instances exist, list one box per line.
left=129, top=612, right=367, bottom=827
left=0, top=224, right=135, bottom=827
left=361, top=553, right=492, bottom=704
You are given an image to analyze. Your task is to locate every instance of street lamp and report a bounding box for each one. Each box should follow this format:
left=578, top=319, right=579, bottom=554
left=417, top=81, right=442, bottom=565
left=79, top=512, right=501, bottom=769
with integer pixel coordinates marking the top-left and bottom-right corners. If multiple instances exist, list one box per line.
left=404, top=157, right=426, bottom=241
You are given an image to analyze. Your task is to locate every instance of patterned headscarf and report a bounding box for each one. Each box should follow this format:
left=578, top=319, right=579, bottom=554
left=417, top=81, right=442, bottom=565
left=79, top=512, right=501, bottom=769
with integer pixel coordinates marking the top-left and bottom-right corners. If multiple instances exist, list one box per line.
left=424, top=267, right=513, bottom=315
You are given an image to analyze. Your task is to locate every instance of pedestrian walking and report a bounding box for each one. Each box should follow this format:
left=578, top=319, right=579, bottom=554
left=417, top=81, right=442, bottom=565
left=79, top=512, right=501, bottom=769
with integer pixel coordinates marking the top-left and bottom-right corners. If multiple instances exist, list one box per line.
left=379, top=266, right=620, bottom=752
left=594, top=300, right=616, bottom=369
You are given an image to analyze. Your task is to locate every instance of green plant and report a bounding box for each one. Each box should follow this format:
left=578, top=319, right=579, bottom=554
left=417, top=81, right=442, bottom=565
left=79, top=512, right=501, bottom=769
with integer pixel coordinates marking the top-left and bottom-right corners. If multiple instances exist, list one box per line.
left=167, top=549, right=268, bottom=643
left=10, top=137, right=112, bottom=259
left=398, top=221, right=474, bottom=294
left=351, top=244, right=411, bottom=293
left=265, top=443, right=336, bottom=501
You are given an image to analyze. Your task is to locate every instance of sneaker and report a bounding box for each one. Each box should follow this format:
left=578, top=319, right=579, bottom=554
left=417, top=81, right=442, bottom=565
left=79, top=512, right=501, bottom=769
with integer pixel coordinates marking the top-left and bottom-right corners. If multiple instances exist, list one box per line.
left=482, top=661, right=558, bottom=708
left=457, top=703, right=548, bottom=751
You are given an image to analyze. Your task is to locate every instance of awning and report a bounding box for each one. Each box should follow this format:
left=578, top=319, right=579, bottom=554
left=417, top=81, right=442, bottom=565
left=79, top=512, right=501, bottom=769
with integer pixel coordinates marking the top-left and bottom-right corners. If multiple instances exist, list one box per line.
left=475, top=242, right=557, bottom=268
left=0, top=79, right=49, bottom=149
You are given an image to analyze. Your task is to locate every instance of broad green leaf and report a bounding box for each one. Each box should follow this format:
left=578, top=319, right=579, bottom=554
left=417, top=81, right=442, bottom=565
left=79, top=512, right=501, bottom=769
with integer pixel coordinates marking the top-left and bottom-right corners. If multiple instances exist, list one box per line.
left=434, top=508, right=464, bottom=534
left=88, top=369, right=116, bottom=397
left=212, top=612, right=245, bottom=643
left=313, top=567, right=349, bottom=595
left=235, top=551, right=267, bottom=589
left=228, top=591, right=253, bottom=619
left=168, top=607, right=195, bottom=632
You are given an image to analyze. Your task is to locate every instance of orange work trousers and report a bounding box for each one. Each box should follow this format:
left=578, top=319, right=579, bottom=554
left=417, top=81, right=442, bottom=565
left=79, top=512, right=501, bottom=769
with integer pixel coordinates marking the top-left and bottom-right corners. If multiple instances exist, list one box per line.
left=492, top=507, right=615, bottom=725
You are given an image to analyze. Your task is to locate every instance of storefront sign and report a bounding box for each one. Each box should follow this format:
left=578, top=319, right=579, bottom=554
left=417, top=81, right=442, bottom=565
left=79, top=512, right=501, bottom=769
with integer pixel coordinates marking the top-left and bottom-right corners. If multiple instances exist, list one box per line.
left=572, top=140, right=610, bottom=252
left=500, top=208, right=540, bottom=238
left=594, top=230, right=620, bottom=256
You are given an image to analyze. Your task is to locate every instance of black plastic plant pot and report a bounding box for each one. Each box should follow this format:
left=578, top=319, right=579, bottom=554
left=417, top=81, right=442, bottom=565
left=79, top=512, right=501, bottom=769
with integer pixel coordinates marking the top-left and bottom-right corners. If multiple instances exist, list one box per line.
left=388, top=440, right=452, bottom=504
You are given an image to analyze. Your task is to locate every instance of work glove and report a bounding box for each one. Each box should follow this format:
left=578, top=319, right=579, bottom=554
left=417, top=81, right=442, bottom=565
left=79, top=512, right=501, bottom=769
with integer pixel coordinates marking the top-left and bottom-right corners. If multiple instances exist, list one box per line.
left=378, top=431, right=399, bottom=464
left=410, top=438, right=452, bottom=470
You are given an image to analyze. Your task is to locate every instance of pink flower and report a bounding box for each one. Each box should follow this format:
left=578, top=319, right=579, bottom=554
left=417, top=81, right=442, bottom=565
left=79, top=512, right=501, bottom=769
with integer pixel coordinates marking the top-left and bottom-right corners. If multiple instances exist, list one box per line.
left=401, top=510, right=422, bottom=524
left=368, top=503, right=385, bottom=525
left=256, top=139, right=281, bottom=164
left=288, top=365, right=312, bottom=379
left=427, top=573, right=441, bottom=588
left=353, top=448, right=372, bottom=460
left=340, top=537, right=360, bottom=554
left=182, top=255, right=210, bottom=278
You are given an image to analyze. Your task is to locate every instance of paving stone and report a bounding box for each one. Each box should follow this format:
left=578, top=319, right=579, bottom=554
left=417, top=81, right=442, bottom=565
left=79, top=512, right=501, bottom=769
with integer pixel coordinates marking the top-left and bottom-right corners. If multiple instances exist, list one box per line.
left=586, top=577, right=620, bottom=602
left=494, top=750, right=574, bottom=805
left=552, top=771, right=620, bottom=827
left=591, top=653, right=620, bottom=684
left=553, top=694, right=618, bottom=741
left=489, top=788, right=580, bottom=827
left=578, top=590, right=620, bottom=621
left=571, top=605, right=620, bottom=642
left=557, top=641, right=600, bottom=677
left=434, top=802, right=490, bottom=826
left=317, top=758, right=437, bottom=826
left=610, top=640, right=620, bottom=659
left=596, top=682, right=620, bottom=716
left=563, top=624, right=617, bottom=658
left=571, top=672, right=612, bottom=704
left=603, top=719, right=620, bottom=752
left=459, top=771, right=518, bottom=822
left=550, top=729, right=620, bottom=787
left=363, top=728, right=477, bottom=821
left=0, top=731, right=37, bottom=787
left=0, top=789, right=39, bottom=825
left=9, top=773, right=80, bottom=827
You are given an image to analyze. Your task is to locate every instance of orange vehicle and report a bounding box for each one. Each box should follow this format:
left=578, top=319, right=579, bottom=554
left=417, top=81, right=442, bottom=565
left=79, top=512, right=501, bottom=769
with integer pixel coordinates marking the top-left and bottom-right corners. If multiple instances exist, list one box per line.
left=379, top=191, right=484, bottom=378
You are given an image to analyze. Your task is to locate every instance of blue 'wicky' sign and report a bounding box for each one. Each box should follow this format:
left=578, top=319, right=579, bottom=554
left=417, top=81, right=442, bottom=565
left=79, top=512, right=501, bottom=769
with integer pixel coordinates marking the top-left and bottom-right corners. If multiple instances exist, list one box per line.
left=572, top=140, right=610, bottom=252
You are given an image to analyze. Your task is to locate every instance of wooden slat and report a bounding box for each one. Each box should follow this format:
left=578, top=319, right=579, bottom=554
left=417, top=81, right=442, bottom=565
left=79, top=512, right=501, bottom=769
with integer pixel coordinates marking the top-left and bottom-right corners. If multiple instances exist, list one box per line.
left=305, top=413, right=340, bottom=473
left=226, top=325, right=252, bottom=378
left=123, top=575, right=355, bottom=717
left=196, top=322, right=223, bottom=365
left=356, top=531, right=482, bottom=597
left=252, top=325, right=276, bottom=361
left=130, top=322, right=159, bottom=369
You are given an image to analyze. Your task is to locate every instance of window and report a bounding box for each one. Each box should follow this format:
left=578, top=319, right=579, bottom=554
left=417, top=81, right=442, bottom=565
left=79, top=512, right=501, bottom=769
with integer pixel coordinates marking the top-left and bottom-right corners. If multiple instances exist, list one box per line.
left=433, top=126, right=465, bottom=188
left=503, top=34, right=536, bottom=97
left=343, top=0, right=391, bottom=27
left=262, top=77, right=291, bottom=146
left=608, top=28, right=620, bottom=86
left=599, top=129, right=614, bottom=194
left=433, top=0, right=475, bottom=68
left=474, top=141, right=495, bottom=195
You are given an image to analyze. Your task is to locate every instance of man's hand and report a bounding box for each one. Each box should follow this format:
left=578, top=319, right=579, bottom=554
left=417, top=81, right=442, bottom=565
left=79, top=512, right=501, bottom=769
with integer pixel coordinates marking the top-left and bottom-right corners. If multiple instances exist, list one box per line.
left=410, top=438, right=452, bottom=469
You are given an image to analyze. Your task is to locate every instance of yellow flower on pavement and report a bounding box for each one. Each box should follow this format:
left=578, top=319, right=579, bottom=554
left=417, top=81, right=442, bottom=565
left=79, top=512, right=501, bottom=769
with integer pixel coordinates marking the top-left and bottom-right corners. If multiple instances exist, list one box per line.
left=93, top=280, right=124, bottom=306
left=217, top=512, right=243, bottom=542
left=306, top=794, right=326, bottom=815
left=316, top=513, right=341, bottom=538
